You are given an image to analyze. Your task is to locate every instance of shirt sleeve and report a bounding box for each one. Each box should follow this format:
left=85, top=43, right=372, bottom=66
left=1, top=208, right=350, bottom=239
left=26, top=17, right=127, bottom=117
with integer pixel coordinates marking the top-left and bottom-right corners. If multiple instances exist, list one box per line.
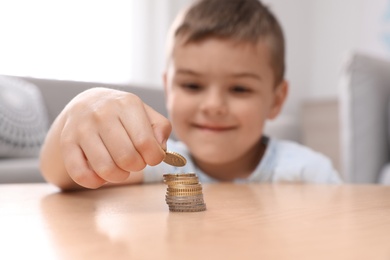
left=300, top=155, right=343, bottom=184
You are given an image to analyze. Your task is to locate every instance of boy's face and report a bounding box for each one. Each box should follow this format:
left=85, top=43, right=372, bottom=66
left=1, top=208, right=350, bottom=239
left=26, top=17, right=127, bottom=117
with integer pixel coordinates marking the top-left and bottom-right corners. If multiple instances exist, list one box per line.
left=164, top=38, right=287, bottom=171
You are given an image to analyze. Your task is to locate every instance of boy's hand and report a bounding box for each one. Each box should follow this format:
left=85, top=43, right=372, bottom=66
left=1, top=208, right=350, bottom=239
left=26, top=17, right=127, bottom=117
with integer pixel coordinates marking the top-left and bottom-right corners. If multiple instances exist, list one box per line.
left=57, top=87, right=171, bottom=189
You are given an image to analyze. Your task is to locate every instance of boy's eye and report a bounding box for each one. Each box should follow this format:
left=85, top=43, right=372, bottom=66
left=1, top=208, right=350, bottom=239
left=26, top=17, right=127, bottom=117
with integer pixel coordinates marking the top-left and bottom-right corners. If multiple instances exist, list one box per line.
left=231, top=85, right=251, bottom=93
left=181, top=83, right=202, bottom=91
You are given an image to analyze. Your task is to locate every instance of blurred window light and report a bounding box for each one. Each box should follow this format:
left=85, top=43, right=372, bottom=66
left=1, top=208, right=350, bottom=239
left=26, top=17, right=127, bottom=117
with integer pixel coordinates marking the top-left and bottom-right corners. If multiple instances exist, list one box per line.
left=0, top=0, right=135, bottom=84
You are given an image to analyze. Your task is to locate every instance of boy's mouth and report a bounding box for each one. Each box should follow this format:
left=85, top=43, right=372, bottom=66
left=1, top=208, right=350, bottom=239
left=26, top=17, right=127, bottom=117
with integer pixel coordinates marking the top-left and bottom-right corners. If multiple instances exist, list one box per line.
left=192, top=123, right=236, bottom=132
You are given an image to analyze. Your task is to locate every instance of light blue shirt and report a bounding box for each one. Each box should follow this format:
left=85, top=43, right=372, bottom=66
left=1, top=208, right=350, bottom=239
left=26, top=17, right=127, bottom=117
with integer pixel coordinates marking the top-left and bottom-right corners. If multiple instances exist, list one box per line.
left=143, top=137, right=342, bottom=184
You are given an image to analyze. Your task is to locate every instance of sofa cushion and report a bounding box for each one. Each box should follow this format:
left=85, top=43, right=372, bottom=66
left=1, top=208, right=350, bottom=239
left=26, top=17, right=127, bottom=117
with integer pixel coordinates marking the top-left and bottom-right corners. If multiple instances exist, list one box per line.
left=339, top=52, right=390, bottom=183
left=0, top=76, right=49, bottom=158
left=380, top=163, right=390, bottom=184
left=380, top=98, right=390, bottom=185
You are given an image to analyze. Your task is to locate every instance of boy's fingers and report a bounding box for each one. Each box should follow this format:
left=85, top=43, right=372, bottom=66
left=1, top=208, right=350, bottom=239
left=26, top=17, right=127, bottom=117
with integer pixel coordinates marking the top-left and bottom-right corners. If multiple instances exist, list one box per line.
left=79, top=133, right=131, bottom=183
left=99, top=119, right=147, bottom=172
left=119, top=99, right=170, bottom=166
left=62, top=142, right=106, bottom=189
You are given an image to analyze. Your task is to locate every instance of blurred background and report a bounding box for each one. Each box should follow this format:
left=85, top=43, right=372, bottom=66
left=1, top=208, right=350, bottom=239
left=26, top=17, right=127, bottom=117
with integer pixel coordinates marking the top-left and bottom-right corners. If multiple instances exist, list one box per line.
left=1, top=0, right=389, bottom=124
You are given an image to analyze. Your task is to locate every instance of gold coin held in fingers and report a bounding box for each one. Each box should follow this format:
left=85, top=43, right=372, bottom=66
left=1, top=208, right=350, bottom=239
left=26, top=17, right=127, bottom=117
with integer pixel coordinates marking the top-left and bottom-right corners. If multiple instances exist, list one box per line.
left=163, top=151, right=187, bottom=167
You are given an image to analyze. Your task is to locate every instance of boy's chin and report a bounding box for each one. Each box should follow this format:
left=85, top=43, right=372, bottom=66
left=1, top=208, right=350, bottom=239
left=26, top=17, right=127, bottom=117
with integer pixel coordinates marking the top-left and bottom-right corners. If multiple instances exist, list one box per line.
left=191, top=150, right=239, bottom=165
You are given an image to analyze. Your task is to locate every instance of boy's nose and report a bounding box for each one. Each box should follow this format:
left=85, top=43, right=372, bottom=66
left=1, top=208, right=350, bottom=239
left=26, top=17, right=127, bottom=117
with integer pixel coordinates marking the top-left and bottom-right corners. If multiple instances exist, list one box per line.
left=199, top=89, right=228, bottom=116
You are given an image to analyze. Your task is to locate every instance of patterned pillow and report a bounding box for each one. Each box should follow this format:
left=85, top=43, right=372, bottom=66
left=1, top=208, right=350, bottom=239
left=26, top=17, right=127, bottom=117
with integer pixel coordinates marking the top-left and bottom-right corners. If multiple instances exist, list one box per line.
left=0, top=76, right=49, bottom=158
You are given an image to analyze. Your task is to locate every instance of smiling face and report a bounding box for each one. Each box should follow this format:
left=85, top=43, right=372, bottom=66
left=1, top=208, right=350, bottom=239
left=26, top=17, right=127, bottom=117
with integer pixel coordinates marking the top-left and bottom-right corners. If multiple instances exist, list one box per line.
left=164, top=38, right=288, bottom=180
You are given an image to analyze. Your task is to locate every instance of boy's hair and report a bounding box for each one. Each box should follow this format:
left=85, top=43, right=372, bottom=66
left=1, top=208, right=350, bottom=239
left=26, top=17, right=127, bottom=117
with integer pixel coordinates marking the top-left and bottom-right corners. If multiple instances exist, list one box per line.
left=172, top=0, right=285, bottom=85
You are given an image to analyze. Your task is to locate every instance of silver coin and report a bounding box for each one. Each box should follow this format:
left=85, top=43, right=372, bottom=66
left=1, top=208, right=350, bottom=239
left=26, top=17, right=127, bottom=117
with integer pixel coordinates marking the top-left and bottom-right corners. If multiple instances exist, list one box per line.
left=169, top=205, right=207, bottom=212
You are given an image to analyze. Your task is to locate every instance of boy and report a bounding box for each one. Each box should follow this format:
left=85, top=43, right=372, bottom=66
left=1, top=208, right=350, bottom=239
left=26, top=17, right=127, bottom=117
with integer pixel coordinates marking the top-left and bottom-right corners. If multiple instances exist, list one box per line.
left=40, top=0, right=342, bottom=190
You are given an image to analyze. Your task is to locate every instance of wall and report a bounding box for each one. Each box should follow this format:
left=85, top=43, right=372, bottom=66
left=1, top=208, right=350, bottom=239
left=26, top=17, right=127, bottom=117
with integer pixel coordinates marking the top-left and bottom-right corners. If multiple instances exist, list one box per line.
left=267, top=0, right=390, bottom=141
left=270, top=0, right=365, bottom=110
left=307, top=0, right=365, bottom=99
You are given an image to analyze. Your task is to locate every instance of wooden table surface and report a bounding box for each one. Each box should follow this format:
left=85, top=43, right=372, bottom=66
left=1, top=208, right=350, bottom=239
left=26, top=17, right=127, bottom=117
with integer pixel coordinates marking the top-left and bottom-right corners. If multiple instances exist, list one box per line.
left=0, top=183, right=390, bottom=260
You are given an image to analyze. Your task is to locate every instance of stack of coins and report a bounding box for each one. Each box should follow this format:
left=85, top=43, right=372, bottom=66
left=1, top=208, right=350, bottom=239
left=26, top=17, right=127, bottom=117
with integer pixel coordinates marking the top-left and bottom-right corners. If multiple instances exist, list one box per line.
left=163, top=173, right=207, bottom=212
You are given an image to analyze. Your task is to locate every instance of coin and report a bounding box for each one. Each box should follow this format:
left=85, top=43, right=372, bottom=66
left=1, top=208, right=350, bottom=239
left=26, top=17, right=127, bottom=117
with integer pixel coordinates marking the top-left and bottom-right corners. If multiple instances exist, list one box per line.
left=166, top=200, right=205, bottom=206
left=165, top=194, right=204, bottom=200
left=166, top=191, right=204, bottom=196
left=163, top=173, right=196, bottom=178
left=163, top=151, right=187, bottom=167
left=169, top=204, right=206, bottom=210
left=167, top=183, right=202, bottom=190
left=169, top=205, right=207, bottom=212
left=164, top=178, right=199, bottom=185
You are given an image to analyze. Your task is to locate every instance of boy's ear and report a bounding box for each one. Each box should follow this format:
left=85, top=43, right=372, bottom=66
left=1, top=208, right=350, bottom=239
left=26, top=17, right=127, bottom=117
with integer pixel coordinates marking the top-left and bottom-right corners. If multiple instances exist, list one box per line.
left=268, top=80, right=288, bottom=119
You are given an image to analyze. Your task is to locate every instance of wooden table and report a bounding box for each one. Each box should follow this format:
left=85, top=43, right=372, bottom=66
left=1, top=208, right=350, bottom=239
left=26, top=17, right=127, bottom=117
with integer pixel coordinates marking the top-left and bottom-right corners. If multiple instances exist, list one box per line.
left=1, top=183, right=390, bottom=260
